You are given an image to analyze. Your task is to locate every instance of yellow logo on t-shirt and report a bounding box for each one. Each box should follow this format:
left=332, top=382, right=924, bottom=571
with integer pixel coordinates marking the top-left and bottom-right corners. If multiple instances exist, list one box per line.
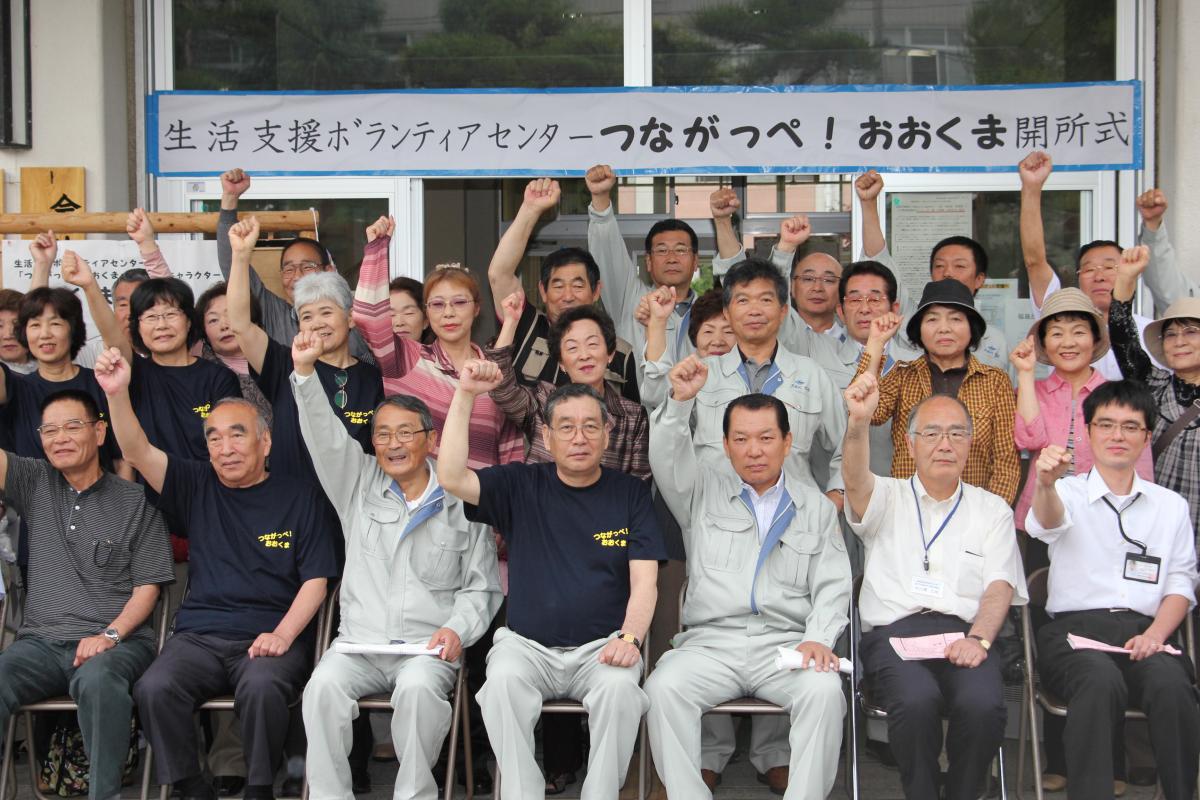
left=192, top=402, right=213, bottom=419
left=593, top=527, right=629, bottom=548
left=343, top=409, right=374, bottom=426
left=258, top=530, right=293, bottom=550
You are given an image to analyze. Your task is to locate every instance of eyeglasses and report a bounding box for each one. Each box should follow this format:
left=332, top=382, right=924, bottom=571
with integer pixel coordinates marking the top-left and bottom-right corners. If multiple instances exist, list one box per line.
left=550, top=421, right=605, bottom=441
left=842, top=292, right=890, bottom=309
left=795, top=274, right=838, bottom=287
left=650, top=245, right=693, bottom=258
left=1089, top=420, right=1148, bottom=436
left=1077, top=261, right=1118, bottom=278
left=1162, top=325, right=1200, bottom=344
left=140, top=309, right=185, bottom=326
left=911, top=427, right=972, bottom=444
left=372, top=427, right=431, bottom=445
left=333, top=370, right=348, bottom=409
left=280, top=260, right=323, bottom=278
left=37, top=419, right=98, bottom=438
left=425, top=298, right=474, bottom=315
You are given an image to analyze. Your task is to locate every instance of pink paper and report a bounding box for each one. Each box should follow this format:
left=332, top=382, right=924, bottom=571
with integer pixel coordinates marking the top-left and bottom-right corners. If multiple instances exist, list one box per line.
left=888, top=632, right=965, bottom=660
left=1067, top=633, right=1181, bottom=656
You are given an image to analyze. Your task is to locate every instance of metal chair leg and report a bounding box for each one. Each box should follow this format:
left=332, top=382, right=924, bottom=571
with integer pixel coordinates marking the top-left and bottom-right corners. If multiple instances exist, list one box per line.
left=462, top=676, right=474, bottom=800
left=446, top=668, right=462, bottom=800
left=140, top=742, right=156, bottom=800
left=996, top=744, right=1008, bottom=800
left=0, top=715, right=17, bottom=800
left=637, top=719, right=647, bottom=800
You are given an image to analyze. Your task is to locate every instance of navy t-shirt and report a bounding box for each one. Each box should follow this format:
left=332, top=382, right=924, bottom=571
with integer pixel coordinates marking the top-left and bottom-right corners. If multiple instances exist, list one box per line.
left=157, top=457, right=339, bottom=640
left=130, top=357, right=242, bottom=461
left=0, top=363, right=120, bottom=466
left=252, top=338, right=383, bottom=482
left=466, top=462, right=666, bottom=647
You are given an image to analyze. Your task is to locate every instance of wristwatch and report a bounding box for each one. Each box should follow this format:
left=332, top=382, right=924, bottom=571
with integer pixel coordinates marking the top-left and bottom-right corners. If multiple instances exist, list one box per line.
left=616, top=631, right=641, bottom=648
left=103, top=627, right=122, bottom=645
left=967, top=634, right=990, bottom=651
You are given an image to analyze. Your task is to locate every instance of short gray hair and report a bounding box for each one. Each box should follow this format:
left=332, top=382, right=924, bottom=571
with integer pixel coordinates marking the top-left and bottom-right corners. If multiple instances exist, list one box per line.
left=293, top=271, right=353, bottom=314
left=373, top=394, right=435, bottom=433
left=906, top=395, right=973, bottom=436
left=542, top=383, right=609, bottom=427
left=207, top=397, right=270, bottom=437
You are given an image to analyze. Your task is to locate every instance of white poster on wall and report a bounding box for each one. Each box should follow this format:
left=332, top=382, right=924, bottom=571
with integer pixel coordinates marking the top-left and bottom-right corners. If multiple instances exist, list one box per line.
left=149, top=81, right=1141, bottom=177
left=2, top=240, right=223, bottom=335
left=888, top=192, right=975, bottom=298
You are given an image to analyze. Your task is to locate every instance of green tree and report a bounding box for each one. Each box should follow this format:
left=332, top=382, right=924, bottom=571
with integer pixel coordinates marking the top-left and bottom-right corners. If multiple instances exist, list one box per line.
left=965, top=0, right=1114, bottom=84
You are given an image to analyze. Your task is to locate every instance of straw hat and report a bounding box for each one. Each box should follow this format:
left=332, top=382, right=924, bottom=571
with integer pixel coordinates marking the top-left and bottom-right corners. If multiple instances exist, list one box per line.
left=1027, top=288, right=1110, bottom=365
left=905, top=279, right=986, bottom=350
left=1143, top=297, right=1200, bottom=365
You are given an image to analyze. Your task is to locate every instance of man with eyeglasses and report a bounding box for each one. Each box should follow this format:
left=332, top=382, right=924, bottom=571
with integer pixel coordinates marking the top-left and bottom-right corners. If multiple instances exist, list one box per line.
left=1027, top=379, right=1200, bottom=800
left=488, top=179, right=641, bottom=404
left=1018, top=150, right=1164, bottom=377
left=0, top=388, right=174, bottom=800
left=216, top=168, right=374, bottom=364
left=842, top=372, right=1027, bottom=800
left=438, top=367, right=666, bottom=800
left=586, top=165, right=704, bottom=381
left=289, top=330, right=502, bottom=800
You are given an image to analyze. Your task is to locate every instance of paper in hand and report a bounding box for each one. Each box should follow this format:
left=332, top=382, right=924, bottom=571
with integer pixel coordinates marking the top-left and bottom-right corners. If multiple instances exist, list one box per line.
left=774, top=646, right=853, bottom=675
left=888, top=632, right=965, bottom=660
left=334, top=641, right=444, bottom=656
left=1067, top=633, right=1180, bottom=656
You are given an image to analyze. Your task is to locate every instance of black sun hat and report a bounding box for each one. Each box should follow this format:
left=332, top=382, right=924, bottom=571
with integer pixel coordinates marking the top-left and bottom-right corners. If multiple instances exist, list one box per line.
left=904, top=278, right=987, bottom=349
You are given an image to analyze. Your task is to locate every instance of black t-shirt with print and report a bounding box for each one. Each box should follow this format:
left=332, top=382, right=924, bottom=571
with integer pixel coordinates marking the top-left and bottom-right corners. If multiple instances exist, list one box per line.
left=466, top=462, right=665, bottom=647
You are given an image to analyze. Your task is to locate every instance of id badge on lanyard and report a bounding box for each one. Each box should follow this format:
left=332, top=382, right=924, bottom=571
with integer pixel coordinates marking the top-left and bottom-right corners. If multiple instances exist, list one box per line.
left=1101, top=493, right=1161, bottom=585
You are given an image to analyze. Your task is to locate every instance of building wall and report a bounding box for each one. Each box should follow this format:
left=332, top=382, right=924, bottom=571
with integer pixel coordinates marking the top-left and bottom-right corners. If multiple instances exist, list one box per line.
left=1, top=0, right=130, bottom=218
left=1158, top=0, right=1199, bottom=283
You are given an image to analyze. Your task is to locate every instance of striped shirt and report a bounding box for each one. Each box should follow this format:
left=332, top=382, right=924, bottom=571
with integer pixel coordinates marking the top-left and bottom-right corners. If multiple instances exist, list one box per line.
left=3, top=455, right=173, bottom=641
left=485, top=343, right=651, bottom=480
left=352, top=237, right=524, bottom=470
left=855, top=350, right=1020, bottom=505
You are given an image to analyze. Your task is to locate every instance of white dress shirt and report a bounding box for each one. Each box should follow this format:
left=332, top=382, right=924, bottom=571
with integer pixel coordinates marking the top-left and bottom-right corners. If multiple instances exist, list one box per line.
left=848, top=474, right=1028, bottom=631
left=739, top=472, right=786, bottom=544
left=1024, top=470, right=1199, bottom=617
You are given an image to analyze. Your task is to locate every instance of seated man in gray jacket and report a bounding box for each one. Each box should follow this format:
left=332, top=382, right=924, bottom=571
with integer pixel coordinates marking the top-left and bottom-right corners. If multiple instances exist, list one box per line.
left=290, top=331, right=502, bottom=800
left=645, top=357, right=852, bottom=800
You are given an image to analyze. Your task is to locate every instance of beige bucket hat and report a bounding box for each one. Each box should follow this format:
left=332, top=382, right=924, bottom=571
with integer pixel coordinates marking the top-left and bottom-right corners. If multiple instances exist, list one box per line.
left=1027, top=288, right=1110, bottom=365
left=1143, top=297, right=1200, bottom=365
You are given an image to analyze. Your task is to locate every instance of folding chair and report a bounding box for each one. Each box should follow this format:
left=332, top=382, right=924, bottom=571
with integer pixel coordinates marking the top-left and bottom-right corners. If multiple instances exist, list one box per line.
left=847, top=576, right=1009, bottom=800
left=491, top=638, right=650, bottom=800
left=0, top=582, right=172, bottom=800
left=674, top=576, right=858, bottom=799
left=314, top=585, right=474, bottom=800
left=1015, top=566, right=1197, bottom=800
left=141, top=583, right=333, bottom=800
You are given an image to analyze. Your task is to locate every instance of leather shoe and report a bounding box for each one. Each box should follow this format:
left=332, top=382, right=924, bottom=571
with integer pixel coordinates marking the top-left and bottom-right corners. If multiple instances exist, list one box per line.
left=756, top=766, right=789, bottom=796
left=1114, top=779, right=1128, bottom=797
left=214, top=777, right=245, bottom=797
left=351, top=767, right=371, bottom=794
left=1040, top=773, right=1066, bottom=792
left=700, top=769, right=721, bottom=790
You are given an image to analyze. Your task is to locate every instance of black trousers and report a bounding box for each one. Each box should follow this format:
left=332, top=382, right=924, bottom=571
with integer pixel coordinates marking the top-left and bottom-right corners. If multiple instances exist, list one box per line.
left=134, top=631, right=312, bottom=787
left=861, top=613, right=1006, bottom=800
left=1036, top=609, right=1200, bottom=800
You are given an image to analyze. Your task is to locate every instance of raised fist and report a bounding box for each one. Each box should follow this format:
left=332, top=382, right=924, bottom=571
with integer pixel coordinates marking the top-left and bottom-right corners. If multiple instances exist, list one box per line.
left=458, top=359, right=503, bottom=395
left=126, top=208, right=155, bottom=246
left=844, top=372, right=879, bottom=423
left=1009, top=335, right=1037, bottom=374
left=523, top=178, right=561, bottom=213
left=855, top=170, right=884, bottom=202
left=668, top=355, right=709, bottom=403
left=710, top=187, right=740, bottom=220
left=1018, top=151, right=1053, bottom=189
left=778, top=215, right=811, bottom=253
left=1035, top=444, right=1071, bottom=486
left=1136, top=189, right=1167, bottom=230
left=1117, top=245, right=1150, bottom=279
left=227, top=217, right=261, bottom=258
left=365, top=215, right=395, bottom=243
left=500, top=289, right=525, bottom=326
left=867, top=312, right=903, bottom=347
left=30, top=231, right=57, bottom=270
left=93, top=347, right=132, bottom=396
left=221, top=168, right=251, bottom=198
left=60, top=251, right=96, bottom=290
left=585, top=164, right=617, bottom=197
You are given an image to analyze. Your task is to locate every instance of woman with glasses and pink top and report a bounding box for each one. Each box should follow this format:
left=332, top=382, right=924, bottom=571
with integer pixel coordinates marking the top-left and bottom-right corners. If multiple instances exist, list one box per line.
left=352, top=216, right=523, bottom=470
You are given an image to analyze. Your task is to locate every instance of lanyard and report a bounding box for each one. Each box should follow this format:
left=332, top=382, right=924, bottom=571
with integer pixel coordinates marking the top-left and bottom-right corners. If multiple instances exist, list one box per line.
left=1100, top=493, right=1145, bottom=554
left=910, top=478, right=964, bottom=572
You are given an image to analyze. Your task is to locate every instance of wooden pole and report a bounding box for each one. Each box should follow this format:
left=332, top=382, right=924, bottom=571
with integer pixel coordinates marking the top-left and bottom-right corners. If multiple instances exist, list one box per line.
left=0, top=210, right=318, bottom=235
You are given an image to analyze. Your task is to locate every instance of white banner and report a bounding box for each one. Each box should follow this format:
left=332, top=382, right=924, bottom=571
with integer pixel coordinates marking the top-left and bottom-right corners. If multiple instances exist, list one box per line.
left=149, top=81, right=1141, bottom=177
left=2, top=240, right=223, bottom=334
